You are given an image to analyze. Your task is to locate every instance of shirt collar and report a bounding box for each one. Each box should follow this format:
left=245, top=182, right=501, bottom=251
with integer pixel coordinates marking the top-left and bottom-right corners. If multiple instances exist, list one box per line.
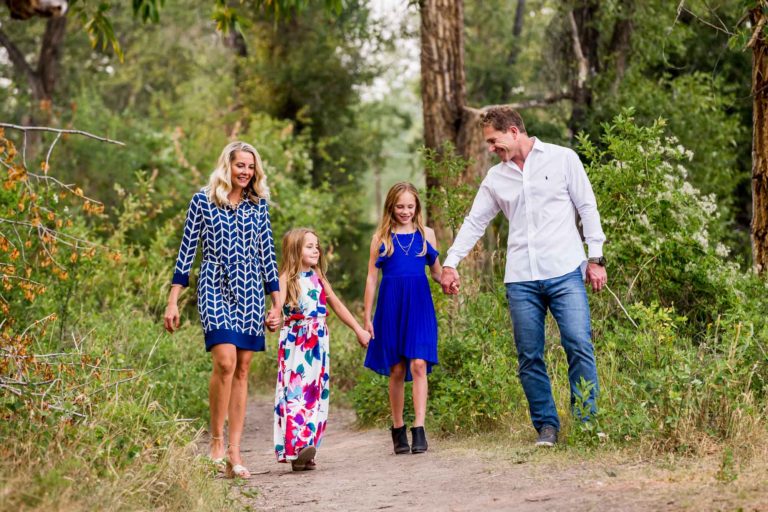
left=502, top=137, right=543, bottom=171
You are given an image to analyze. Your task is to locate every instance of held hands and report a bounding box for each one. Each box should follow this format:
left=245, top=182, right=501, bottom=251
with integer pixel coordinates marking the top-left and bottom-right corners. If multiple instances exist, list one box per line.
left=364, top=319, right=375, bottom=340
left=265, top=306, right=282, bottom=332
left=440, top=267, right=461, bottom=295
left=356, top=328, right=371, bottom=349
left=164, top=303, right=180, bottom=333
left=585, top=263, right=608, bottom=292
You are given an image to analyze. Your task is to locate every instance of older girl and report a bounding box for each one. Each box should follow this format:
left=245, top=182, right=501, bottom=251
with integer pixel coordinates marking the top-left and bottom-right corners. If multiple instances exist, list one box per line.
left=363, top=182, right=442, bottom=455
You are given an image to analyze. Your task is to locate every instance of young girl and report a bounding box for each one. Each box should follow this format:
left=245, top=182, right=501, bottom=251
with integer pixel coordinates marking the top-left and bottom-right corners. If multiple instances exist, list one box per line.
left=273, top=228, right=371, bottom=471
left=363, top=182, right=442, bottom=455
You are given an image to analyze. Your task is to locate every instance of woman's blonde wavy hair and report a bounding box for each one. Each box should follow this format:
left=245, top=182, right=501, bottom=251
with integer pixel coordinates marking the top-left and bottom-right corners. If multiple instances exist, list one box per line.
left=280, top=228, right=327, bottom=311
left=374, top=182, right=427, bottom=258
left=206, top=141, right=269, bottom=207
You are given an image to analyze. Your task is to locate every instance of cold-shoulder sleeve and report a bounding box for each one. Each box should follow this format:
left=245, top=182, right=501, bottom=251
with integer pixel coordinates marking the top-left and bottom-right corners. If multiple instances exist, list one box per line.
left=258, top=198, right=280, bottom=294
left=425, top=241, right=440, bottom=266
left=172, top=193, right=204, bottom=287
left=374, top=243, right=387, bottom=269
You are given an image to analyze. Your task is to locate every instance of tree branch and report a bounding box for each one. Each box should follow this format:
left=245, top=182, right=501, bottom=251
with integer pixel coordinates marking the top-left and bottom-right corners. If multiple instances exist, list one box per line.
left=0, top=123, right=126, bottom=146
left=567, top=10, right=589, bottom=89
left=0, top=28, right=41, bottom=97
left=464, top=92, right=574, bottom=116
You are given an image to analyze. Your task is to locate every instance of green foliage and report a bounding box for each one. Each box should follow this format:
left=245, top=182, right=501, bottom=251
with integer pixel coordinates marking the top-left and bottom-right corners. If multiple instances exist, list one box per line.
left=1, top=134, right=226, bottom=508
left=422, top=142, right=477, bottom=238
left=578, top=109, right=756, bottom=329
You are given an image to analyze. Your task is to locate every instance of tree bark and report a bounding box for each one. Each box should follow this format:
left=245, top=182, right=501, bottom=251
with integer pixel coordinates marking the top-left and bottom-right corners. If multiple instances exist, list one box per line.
left=507, top=0, right=526, bottom=66
left=420, top=0, right=467, bottom=238
left=38, top=17, right=67, bottom=104
left=607, top=0, right=634, bottom=95
left=751, top=8, right=768, bottom=274
left=568, top=0, right=600, bottom=135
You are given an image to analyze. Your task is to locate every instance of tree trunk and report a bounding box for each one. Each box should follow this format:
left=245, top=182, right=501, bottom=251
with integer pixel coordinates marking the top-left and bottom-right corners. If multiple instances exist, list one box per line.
left=607, top=0, right=634, bottom=95
left=38, top=16, right=67, bottom=105
left=420, top=0, right=466, bottom=238
left=568, top=0, right=600, bottom=135
left=751, top=8, right=768, bottom=274
left=507, top=0, right=526, bottom=65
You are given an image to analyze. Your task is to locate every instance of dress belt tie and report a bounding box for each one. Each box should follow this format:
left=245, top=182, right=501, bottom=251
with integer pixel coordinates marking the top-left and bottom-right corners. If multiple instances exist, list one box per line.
left=203, top=257, right=258, bottom=305
left=283, top=312, right=326, bottom=328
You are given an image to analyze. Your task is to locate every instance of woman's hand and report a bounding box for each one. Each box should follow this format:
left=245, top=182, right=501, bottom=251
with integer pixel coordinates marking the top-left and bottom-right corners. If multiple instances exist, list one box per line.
left=364, top=319, right=375, bottom=340
left=265, top=306, right=282, bottom=332
left=356, top=329, right=371, bottom=349
left=164, top=303, right=180, bottom=333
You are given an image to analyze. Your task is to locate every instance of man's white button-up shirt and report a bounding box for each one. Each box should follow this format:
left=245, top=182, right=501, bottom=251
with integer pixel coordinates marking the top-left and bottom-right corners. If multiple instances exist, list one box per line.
left=443, top=138, right=606, bottom=283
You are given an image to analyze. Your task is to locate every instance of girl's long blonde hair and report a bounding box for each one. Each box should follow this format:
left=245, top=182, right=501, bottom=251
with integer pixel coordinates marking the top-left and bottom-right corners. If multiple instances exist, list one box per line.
left=280, top=228, right=327, bottom=311
left=374, top=182, right=427, bottom=257
left=206, top=141, right=269, bottom=208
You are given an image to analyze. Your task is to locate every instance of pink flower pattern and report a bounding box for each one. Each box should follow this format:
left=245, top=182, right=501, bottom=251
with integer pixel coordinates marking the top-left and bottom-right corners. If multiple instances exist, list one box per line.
left=274, top=271, right=330, bottom=462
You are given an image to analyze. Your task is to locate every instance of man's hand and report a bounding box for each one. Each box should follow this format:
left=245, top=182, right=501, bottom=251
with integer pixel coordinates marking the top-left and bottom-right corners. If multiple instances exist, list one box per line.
left=585, top=263, right=607, bottom=292
left=441, top=267, right=460, bottom=295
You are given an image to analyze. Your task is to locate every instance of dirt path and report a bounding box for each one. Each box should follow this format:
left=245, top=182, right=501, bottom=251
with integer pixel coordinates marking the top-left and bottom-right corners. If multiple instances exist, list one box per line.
left=221, top=395, right=767, bottom=511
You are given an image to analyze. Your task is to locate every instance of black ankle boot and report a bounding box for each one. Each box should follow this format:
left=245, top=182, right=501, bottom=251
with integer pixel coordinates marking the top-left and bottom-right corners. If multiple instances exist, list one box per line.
left=410, top=426, right=428, bottom=454
left=391, top=425, right=410, bottom=454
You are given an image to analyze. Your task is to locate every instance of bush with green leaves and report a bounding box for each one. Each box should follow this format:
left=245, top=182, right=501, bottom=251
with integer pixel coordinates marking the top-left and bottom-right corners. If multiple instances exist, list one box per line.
left=579, top=109, right=762, bottom=331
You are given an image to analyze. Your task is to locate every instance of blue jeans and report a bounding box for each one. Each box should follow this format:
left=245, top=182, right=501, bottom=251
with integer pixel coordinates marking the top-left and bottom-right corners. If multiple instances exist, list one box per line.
left=505, top=266, right=598, bottom=432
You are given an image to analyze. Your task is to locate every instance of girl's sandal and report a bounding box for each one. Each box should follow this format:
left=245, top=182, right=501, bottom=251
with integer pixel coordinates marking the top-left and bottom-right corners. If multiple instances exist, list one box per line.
left=225, top=444, right=252, bottom=479
left=290, top=446, right=316, bottom=472
left=304, top=459, right=317, bottom=471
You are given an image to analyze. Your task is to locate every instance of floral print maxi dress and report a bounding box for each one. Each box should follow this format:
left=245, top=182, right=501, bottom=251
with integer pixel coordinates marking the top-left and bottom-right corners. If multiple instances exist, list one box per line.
left=274, top=270, right=330, bottom=462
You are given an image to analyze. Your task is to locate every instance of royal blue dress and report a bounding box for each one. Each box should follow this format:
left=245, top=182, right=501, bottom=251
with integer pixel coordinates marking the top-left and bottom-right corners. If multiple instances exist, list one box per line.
left=171, top=190, right=279, bottom=352
left=364, top=231, right=439, bottom=381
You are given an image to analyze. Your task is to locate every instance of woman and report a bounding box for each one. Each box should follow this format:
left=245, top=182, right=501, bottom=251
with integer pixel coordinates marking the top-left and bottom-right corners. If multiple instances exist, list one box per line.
left=164, top=141, right=281, bottom=478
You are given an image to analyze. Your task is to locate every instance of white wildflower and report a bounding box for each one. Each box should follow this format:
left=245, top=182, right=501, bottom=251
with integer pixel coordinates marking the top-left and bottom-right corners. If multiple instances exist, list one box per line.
left=700, top=195, right=718, bottom=215
left=715, top=243, right=730, bottom=258
left=692, top=230, right=709, bottom=249
left=681, top=182, right=698, bottom=196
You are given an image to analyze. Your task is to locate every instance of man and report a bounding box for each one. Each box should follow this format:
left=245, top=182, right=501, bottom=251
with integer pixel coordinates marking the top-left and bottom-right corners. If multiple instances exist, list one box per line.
left=441, top=106, right=607, bottom=447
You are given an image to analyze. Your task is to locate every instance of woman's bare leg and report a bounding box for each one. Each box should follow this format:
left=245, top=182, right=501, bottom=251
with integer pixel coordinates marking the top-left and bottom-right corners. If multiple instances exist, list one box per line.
left=209, top=344, right=237, bottom=459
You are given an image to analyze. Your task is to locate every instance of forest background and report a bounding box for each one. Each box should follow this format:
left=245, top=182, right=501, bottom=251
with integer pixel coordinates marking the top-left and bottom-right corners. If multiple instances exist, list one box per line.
left=1, top=0, right=767, bottom=510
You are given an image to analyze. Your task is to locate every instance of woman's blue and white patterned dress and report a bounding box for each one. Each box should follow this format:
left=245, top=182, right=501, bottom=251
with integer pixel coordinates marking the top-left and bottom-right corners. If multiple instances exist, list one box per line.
left=172, top=190, right=279, bottom=351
